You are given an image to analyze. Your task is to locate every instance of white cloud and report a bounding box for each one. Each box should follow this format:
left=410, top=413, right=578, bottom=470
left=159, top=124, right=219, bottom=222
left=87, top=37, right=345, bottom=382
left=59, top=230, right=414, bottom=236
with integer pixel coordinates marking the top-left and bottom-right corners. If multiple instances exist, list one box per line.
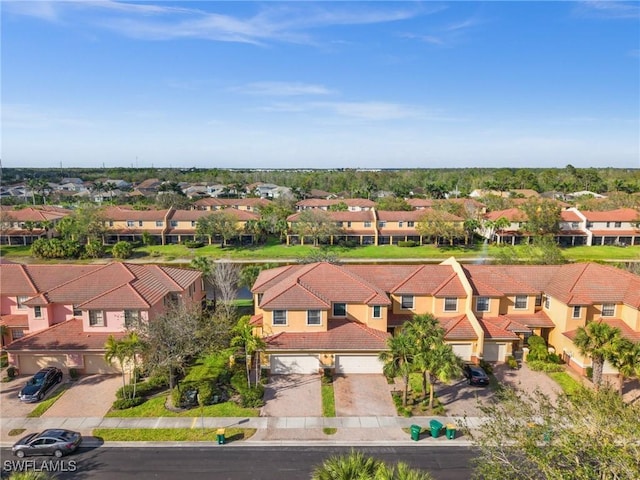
left=232, top=82, right=333, bottom=96
left=574, top=1, right=640, bottom=19
left=401, top=16, right=482, bottom=47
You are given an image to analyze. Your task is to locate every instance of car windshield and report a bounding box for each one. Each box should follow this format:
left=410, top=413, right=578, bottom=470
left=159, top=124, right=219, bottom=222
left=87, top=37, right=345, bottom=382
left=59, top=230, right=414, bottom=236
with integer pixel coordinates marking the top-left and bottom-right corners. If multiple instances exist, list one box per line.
left=471, top=370, right=485, bottom=377
left=28, top=375, right=45, bottom=386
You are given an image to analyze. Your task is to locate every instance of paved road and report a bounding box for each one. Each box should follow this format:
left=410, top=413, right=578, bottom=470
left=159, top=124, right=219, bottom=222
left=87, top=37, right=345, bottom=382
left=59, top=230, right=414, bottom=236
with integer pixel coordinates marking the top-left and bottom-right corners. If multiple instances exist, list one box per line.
left=1, top=445, right=476, bottom=480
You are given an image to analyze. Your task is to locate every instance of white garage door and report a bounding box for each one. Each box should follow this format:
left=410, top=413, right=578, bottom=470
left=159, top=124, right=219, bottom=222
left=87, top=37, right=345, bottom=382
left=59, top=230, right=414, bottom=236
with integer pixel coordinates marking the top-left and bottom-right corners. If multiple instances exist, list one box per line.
left=18, top=355, right=67, bottom=375
left=483, top=343, right=506, bottom=362
left=270, top=355, right=319, bottom=374
left=451, top=344, right=473, bottom=361
left=335, top=355, right=383, bottom=374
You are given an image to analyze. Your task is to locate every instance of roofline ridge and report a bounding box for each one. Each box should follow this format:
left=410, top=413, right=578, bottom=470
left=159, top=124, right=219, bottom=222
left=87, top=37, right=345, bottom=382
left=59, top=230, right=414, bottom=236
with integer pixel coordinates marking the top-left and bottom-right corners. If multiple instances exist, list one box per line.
left=18, top=264, right=39, bottom=295
left=388, top=264, right=424, bottom=293
left=6, top=318, right=79, bottom=348
left=28, top=263, right=108, bottom=295
left=432, top=271, right=460, bottom=296
left=339, top=263, right=387, bottom=297
left=153, top=264, right=190, bottom=290
left=350, top=319, right=389, bottom=342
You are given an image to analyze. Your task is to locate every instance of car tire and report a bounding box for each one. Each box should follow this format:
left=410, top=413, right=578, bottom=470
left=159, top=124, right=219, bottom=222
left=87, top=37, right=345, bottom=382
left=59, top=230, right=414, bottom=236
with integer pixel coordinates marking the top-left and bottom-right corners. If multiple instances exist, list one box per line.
left=15, top=450, right=25, bottom=458
left=57, top=374, right=62, bottom=383
left=54, top=449, right=63, bottom=458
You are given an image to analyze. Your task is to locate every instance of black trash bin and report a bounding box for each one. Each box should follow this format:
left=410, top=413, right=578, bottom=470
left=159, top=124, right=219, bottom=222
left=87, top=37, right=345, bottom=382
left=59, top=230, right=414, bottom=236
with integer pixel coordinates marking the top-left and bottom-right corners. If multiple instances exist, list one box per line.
left=429, top=420, right=443, bottom=438
left=410, top=424, right=421, bottom=441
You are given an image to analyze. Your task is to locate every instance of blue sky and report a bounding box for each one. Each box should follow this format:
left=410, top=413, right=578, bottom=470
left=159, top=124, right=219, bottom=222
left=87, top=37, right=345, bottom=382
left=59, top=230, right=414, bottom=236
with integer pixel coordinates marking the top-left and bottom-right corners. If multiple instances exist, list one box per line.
left=2, top=1, right=639, bottom=169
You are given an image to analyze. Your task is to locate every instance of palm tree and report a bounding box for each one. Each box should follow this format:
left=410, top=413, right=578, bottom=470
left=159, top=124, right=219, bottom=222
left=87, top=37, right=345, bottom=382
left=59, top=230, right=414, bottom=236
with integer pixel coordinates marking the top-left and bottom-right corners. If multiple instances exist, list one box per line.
left=379, top=333, right=414, bottom=407
left=574, top=321, right=621, bottom=388
left=104, top=335, right=127, bottom=394
left=609, top=338, right=640, bottom=396
left=424, top=343, right=462, bottom=409
left=231, top=316, right=266, bottom=388
left=312, top=451, right=433, bottom=480
left=402, top=314, right=443, bottom=398
left=104, top=332, right=144, bottom=399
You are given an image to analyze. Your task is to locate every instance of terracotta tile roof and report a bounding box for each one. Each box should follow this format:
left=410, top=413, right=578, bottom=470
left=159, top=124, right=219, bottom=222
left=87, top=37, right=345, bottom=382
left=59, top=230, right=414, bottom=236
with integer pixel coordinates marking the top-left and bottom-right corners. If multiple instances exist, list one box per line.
left=249, top=314, right=263, bottom=327
left=564, top=319, right=640, bottom=343
left=0, top=314, right=29, bottom=327
left=264, top=319, right=389, bottom=351
left=479, top=317, right=525, bottom=340
left=391, top=265, right=465, bottom=297
left=439, top=315, right=479, bottom=340
left=295, top=198, right=376, bottom=209
left=499, top=311, right=556, bottom=328
left=485, top=208, right=528, bottom=222
left=5, top=318, right=126, bottom=351
left=590, top=229, right=640, bottom=236
left=581, top=208, right=640, bottom=222
left=464, top=265, right=540, bottom=296
left=377, top=210, right=429, bottom=221
left=560, top=210, right=582, bottom=222
left=1, top=263, right=201, bottom=311
left=287, top=210, right=374, bottom=222
left=182, top=209, right=259, bottom=221
left=194, top=198, right=272, bottom=208
left=0, top=264, right=39, bottom=296
left=378, top=229, right=420, bottom=236
left=406, top=199, right=435, bottom=209
left=0, top=207, right=70, bottom=222
left=252, top=265, right=303, bottom=293
left=103, top=206, right=167, bottom=221
left=387, top=312, right=411, bottom=327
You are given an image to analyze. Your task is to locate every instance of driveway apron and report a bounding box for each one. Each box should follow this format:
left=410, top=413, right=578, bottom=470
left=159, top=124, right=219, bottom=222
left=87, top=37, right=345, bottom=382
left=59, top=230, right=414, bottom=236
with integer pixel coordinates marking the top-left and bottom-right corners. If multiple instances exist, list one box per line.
left=261, top=374, right=321, bottom=417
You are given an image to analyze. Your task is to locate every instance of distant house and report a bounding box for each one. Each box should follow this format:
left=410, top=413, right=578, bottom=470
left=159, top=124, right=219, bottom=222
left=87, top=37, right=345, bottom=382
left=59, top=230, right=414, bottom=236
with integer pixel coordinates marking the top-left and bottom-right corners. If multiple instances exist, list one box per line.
left=193, top=198, right=271, bottom=212
left=2, top=262, right=205, bottom=374
left=295, top=198, right=376, bottom=212
left=0, top=206, right=71, bottom=246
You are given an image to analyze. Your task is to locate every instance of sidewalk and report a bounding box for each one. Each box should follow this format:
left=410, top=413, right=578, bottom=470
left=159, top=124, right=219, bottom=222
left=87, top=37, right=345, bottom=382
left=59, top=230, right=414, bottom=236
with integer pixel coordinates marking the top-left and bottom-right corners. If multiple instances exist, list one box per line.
left=0, top=415, right=482, bottom=447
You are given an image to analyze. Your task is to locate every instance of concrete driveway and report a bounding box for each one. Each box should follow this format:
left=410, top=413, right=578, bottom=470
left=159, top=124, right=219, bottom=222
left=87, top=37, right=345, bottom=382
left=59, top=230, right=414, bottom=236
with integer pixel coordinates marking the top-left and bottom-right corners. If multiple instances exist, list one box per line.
left=0, top=375, right=49, bottom=418
left=334, top=374, right=396, bottom=417
left=41, top=374, right=121, bottom=418
left=261, top=374, right=321, bottom=417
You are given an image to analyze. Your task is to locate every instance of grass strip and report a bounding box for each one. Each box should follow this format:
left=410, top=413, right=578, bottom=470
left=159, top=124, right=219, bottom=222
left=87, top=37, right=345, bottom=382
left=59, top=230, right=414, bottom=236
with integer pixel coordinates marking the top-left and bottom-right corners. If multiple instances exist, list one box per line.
left=93, top=427, right=255, bottom=442
left=548, top=371, right=584, bottom=396
left=321, top=383, right=336, bottom=417
left=105, top=395, right=258, bottom=418
left=27, top=384, right=70, bottom=418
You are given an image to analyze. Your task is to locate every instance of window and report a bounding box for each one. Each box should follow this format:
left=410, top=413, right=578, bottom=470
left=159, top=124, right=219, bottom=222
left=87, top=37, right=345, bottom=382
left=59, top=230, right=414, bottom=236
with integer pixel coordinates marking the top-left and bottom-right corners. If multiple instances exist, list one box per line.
left=170, top=220, right=178, bottom=227
left=544, top=295, right=550, bottom=309
left=347, top=221, right=352, bottom=228
left=364, top=221, right=371, bottom=228
left=476, top=297, right=490, bottom=312
left=307, top=310, right=321, bottom=326
left=535, top=294, right=543, bottom=307
left=191, top=221, right=196, bottom=227
left=336, top=221, right=343, bottom=227
left=89, top=310, right=104, bottom=327
left=514, top=295, right=528, bottom=309
left=398, top=221, right=403, bottom=228
left=444, top=297, right=458, bottom=312
left=372, top=305, right=382, bottom=318
left=12, top=329, right=25, bottom=340
left=126, top=220, right=135, bottom=227
left=124, top=310, right=139, bottom=327
left=333, top=303, right=347, bottom=317
left=587, top=222, right=593, bottom=228
left=602, top=304, right=615, bottom=317
left=571, top=222, right=579, bottom=229
left=378, top=221, right=386, bottom=228
left=16, top=296, right=28, bottom=309
left=34, top=306, right=42, bottom=318
left=273, top=310, right=287, bottom=325
left=73, top=305, right=82, bottom=317
left=572, top=306, right=581, bottom=318
left=401, top=295, right=414, bottom=309
left=109, top=221, right=114, bottom=227
left=156, top=221, right=163, bottom=227
left=407, top=221, right=415, bottom=227
left=614, top=222, right=622, bottom=228
left=138, top=221, right=143, bottom=227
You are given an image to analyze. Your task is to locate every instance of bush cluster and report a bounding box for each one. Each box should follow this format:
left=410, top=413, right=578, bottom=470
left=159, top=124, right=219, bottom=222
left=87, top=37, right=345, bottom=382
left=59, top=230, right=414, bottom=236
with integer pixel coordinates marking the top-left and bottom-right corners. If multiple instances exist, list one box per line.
left=112, top=241, right=133, bottom=259
left=527, top=360, right=564, bottom=372
left=31, top=238, right=82, bottom=259
left=183, top=240, right=204, bottom=249
left=112, top=397, right=145, bottom=410
left=397, top=240, right=418, bottom=247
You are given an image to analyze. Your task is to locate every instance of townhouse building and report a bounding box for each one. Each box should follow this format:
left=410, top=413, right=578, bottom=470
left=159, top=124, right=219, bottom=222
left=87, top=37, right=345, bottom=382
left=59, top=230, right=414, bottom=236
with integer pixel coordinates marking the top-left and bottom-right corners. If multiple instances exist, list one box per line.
left=0, top=206, right=72, bottom=246
left=1, top=262, right=205, bottom=374
left=250, top=259, right=640, bottom=379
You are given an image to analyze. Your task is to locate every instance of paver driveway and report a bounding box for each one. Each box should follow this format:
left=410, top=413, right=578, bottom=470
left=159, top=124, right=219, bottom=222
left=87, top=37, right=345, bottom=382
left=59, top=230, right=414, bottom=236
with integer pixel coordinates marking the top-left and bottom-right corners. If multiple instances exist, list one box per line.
left=333, top=374, right=396, bottom=417
left=0, top=375, right=44, bottom=418
left=261, top=374, right=321, bottom=417
left=41, top=374, right=121, bottom=418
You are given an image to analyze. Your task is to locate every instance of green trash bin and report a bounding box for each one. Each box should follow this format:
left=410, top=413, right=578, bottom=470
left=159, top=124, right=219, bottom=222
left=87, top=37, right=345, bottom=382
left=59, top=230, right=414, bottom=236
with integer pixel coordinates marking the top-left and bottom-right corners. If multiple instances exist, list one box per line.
left=429, top=419, right=443, bottom=438
left=445, top=424, right=456, bottom=440
left=410, top=424, right=421, bottom=441
left=216, top=428, right=226, bottom=445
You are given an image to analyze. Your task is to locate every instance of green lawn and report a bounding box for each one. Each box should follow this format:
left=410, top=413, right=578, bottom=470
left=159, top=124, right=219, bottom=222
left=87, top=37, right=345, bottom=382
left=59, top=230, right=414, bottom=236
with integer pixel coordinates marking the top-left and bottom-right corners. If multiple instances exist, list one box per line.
left=548, top=371, right=584, bottom=396
left=321, top=383, right=336, bottom=417
left=93, top=427, right=255, bottom=442
left=2, top=241, right=638, bottom=264
left=105, top=395, right=258, bottom=418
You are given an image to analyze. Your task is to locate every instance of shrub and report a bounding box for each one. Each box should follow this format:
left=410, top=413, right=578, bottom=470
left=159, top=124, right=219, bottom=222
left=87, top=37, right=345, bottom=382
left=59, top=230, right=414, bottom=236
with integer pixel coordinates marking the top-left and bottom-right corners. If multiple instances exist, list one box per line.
left=112, top=241, right=133, bottom=259
left=586, top=367, right=593, bottom=379
left=528, top=360, right=564, bottom=373
left=527, top=335, right=546, bottom=348
left=183, top=240, right=204, bottom=249
left=112, top=397, right=145, bottom=410
left=84, top=239, right=105, bottom=259
left=171, top=387, right=183, bottom=408
left=397, top=240, right=418, bottom=247
left=6, top=366, right=17, bottom=379
left=479, top=359, right=494, bottom=375
left=238, top=384, right=264, bottom=408
left=149, top=250, right=162, bottom=257
left=506, top=356, right=519, bottom=369
left=197, top=381, right=215, bottom=406
left=547, top=353, right=562, bottom=364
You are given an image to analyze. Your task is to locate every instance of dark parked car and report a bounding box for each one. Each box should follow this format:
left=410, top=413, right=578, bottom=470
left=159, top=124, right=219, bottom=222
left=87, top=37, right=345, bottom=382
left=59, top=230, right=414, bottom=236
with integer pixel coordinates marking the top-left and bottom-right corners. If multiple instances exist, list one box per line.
left=463, top=364, right=490, bottom=386
left=12, top=429, right=82, bottom=458
left=18, top=367, right=63, bottom=402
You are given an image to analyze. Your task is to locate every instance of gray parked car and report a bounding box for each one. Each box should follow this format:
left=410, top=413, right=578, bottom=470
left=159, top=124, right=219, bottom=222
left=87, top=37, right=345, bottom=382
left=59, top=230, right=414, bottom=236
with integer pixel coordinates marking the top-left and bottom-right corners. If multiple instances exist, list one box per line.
left=12, top=429, right=82, bottom=458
